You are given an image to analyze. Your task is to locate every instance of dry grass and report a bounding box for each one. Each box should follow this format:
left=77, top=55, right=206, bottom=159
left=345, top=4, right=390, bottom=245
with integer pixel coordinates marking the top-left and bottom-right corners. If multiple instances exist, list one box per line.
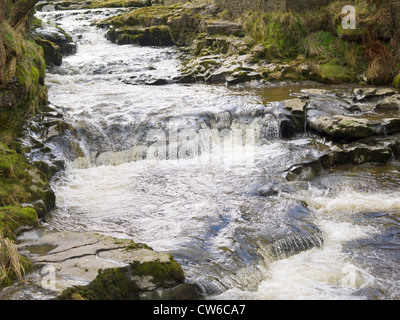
left=0, top=231, right=25, bottom=284
left=363, top=31, right=397, bottom=85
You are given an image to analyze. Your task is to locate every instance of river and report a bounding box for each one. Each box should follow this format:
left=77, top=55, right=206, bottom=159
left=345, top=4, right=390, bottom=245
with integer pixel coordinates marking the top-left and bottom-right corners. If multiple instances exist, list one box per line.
left=4, top=8, right=400, bottom=300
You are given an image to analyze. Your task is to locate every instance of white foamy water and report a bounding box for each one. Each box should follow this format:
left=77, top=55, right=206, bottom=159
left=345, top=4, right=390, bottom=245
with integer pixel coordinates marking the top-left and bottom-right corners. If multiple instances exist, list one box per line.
left=15, top=8, right=400, bottom=300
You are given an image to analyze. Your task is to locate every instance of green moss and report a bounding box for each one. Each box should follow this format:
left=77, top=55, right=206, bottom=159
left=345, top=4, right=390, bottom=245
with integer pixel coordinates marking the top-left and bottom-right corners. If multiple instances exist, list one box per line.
left=59, top=268, right=139, bottom=300
left=0, top=206, right=38, bottom=240
left=0, top=35, right=47, bottom=144
left=148, top=25, right=173, bottom=46
left=241, top=10, right=324, bottom=60
left=339, top=120, right=357, bottom=126
left=89, top=0, right=150, bottom=9
left=34, top=37, right=63, bottom=66
left=0, top=0, right=53, bottom=290
left=15, top=39, right=46, bottom=95
left=101, top=5, right=175, bottom=28
left=0, top=142, right=55, bottom=216
left=130, top=256, right=185, bottom=287
left=316, top=61, right=353, bottom=84
left=57, top=256, right=185, bottom=300
left=125, top=242, right=153, bottom=251
left=393, top=73, right=400, bottom=89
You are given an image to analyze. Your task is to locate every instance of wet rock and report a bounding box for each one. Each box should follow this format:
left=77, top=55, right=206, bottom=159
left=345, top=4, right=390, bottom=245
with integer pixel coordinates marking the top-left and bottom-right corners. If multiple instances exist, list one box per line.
left=226, top=70, right=261, bottom=85
left=300, top=88, right=329, bottom=97
left=320, top=143, right=393, bottom=167
left=32, top=160, right=64, bottom=181
left=353, top=87, right=397, bottom=102
left=17, top=231, right=198, bottom=300
left=89, top=0, right=150, bottom=9
left=382, top=118, right=400, bottom=135
left=307, top=115, right=377, bottom=142
left=279, top=99, right=307, bottom=137
left=182, top=54, right=260, bottom=84
left=46, top=120, right=69, bottom=140
left=257, top=185, right=279, bottom=197
left=32, top=26, right=76, bottom=56
left=384, top=135, right=400, bottom=159
left=100, top=4, right=212, bottom=47
left=374, top=96, right=400, bottom=112
left=34, top=37, right=63, bottom=67
left=145, top=78, right=169, bottom=86
left=107, top=25, right=174, bottom=46
left=285, top=159, right=322, bottom=182
left=203, top=63, right=236, bottom=83
left=37, top=1, right=74, bottom=11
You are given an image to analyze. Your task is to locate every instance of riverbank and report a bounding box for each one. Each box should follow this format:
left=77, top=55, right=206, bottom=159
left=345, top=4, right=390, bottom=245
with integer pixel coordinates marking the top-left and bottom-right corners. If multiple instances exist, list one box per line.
left=88, top=0, right=400, bottom=87
left=0, top=0, right=55, bottom=287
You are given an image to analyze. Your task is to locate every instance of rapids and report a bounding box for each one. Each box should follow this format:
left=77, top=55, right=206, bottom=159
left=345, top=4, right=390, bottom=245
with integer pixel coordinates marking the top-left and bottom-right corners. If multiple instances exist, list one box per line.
left=3, top=8, right=400, bottom=300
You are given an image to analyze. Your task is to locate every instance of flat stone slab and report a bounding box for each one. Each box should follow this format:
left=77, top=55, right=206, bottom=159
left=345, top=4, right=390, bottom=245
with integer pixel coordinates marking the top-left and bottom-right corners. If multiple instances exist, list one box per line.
left=16, top=230, right=189, bottom=298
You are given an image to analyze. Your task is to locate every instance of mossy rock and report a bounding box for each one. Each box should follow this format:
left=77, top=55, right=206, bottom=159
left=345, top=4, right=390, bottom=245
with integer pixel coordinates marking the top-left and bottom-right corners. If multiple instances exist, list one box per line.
left=315, top=62, right=354, bottom=84
left=336, top=25, right=367, bottom=42
left=308, top=115, right=377, bottom=142
left=100, top=4, right=206, bottom=46
left=107, top=25, right=174, bottom=46
left=393, top=74, right=400, bottom=89
left=58, top=255, right=185, bottom=300
left=0, top=206, right=38, bottom=240
left=0, top=143, right=55, bottom=219
left=34, top=37, right=63, bottom=67
left=89, top=0, right=150, bottom=8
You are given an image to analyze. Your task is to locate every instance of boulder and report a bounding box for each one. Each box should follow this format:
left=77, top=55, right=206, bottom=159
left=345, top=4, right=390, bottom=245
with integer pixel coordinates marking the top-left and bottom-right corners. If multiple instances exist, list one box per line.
left=353, top=87, right=397, bottom=102
left=17, top=231, right=198, bottom=300
left=201, top=19, right=245, bottom=37
left=285, top=159, right=322, bottom=181
left=34, top=37, right=63, bottom=66
left=107, top=25, right=174, bottom=46
left=307, top=115, right=377, bottom=142
left=32, top=26, right=76, bottom=56
left=279, top=99, right=307, bottom=137
left=374, top=95, right=400, bottom=112
left=320, top=143, right=392, bottom=167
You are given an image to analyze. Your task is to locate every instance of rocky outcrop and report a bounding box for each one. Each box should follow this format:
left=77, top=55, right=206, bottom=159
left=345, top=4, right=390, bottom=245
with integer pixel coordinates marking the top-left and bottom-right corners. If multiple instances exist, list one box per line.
left=16, top=231, right=198, bottom=300
left=283, top=86, right=400, bottom=182
left=36, top=0, right=150, bottom=11
left=101, top=3, right=217, bottom=47
left=306, top=87, right=400, bottom=143
left=307, top=115, right=378, bottom=142
left=279, top=98, right=308, bottom=138
left=33, top=37, right=63, bottom=66
left=31, top=19, right=77, bottom=67
left=201, top=19, right=245, bottom=37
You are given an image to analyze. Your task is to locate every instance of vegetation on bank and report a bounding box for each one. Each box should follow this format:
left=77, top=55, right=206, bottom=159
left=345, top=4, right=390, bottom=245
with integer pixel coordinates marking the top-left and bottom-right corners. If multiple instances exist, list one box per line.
left=238, top=0, right=400, bottom=85
left=0, top=0, right=54, bottom=288
left=97, top=0, right=400, bottom=86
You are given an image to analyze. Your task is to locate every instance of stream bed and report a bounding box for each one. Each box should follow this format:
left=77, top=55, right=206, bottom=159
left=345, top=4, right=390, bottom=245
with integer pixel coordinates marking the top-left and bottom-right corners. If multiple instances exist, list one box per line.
left=2, top=8, right=400, bottom=300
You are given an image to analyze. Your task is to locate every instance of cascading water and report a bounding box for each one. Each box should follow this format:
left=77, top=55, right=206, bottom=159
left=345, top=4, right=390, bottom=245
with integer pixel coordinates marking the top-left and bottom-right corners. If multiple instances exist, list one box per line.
left=3, top=8, right=400, bottom=300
